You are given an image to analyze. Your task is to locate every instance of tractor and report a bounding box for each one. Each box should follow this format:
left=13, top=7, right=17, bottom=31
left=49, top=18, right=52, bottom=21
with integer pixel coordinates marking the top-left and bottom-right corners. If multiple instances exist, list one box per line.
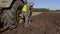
left=0, top=0, right=25, bottom=32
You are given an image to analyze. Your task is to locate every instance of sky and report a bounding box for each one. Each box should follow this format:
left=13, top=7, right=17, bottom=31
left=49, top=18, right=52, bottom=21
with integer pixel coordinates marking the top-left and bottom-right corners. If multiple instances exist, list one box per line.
left=27, top=0, right=60, bottom=10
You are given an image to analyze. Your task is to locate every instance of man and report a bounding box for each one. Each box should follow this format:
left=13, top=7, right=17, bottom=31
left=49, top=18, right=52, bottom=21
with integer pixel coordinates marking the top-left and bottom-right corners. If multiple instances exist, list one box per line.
left=22, top=1, right=34, bottom=27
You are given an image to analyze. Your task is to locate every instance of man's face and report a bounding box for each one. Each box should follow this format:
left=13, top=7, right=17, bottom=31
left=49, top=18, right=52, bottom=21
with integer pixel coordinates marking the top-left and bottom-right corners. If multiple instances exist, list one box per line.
left=30, top=2, right=34, bottom=7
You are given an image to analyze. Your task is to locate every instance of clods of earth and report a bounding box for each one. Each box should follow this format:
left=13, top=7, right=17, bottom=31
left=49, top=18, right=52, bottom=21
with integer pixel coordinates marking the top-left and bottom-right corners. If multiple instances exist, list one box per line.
left=1, top=12, right=60, bottom=34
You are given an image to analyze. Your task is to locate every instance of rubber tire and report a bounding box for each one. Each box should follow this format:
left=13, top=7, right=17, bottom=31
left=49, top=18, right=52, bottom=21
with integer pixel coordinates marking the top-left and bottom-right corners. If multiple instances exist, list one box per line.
left=0, top=0, right=23, bottom=31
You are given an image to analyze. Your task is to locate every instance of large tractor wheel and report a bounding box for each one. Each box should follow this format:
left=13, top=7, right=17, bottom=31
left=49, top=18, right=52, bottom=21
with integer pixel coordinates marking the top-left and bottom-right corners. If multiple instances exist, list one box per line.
left=0, top=0, right=23, bottom=32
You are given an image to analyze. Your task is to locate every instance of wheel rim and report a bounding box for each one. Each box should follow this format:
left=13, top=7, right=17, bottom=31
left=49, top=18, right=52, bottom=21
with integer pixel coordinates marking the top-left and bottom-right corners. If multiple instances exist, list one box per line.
left=17, top=9, right=24, bottom=25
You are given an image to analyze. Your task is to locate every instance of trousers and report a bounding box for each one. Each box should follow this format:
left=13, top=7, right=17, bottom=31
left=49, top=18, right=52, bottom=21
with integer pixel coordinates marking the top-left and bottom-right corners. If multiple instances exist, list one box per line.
left=23, top=10, right=31, bottom=26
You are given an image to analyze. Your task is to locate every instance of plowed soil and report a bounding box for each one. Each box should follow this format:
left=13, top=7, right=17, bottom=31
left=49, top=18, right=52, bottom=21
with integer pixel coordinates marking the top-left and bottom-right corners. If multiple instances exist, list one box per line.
left=1, top=12, right=60, bottom=34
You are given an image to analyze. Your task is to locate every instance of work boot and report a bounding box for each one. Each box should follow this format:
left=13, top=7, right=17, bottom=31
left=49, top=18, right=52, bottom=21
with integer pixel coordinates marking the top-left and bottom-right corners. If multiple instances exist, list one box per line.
left=25, top=24, right=29, bottom=27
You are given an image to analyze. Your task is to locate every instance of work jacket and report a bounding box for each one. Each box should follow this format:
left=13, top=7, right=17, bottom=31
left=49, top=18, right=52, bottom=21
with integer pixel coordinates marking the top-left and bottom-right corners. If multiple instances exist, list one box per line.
left=22, top=2, right=31, bottom=13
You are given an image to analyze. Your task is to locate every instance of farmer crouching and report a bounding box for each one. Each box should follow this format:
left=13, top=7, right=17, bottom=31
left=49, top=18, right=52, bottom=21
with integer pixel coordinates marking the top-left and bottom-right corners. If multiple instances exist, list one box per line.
left=22, top=1, right=34, bottom=27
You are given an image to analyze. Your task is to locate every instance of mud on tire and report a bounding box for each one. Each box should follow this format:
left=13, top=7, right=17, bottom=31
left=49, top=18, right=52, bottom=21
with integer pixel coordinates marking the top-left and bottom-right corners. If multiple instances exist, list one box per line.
left=0, top=0, right=23, bottom=32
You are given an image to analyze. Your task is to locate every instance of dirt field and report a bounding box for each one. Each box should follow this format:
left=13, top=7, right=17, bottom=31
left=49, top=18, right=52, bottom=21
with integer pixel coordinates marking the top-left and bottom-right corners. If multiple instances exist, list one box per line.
left=1, top=12, right=60, bottom=34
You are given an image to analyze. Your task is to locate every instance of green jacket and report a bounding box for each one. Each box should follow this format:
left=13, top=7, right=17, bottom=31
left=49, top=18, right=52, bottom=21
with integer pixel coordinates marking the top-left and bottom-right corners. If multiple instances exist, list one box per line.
left=22, top=4, right=27, bottom=12
left=22, top=2, right=31, bottom=13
